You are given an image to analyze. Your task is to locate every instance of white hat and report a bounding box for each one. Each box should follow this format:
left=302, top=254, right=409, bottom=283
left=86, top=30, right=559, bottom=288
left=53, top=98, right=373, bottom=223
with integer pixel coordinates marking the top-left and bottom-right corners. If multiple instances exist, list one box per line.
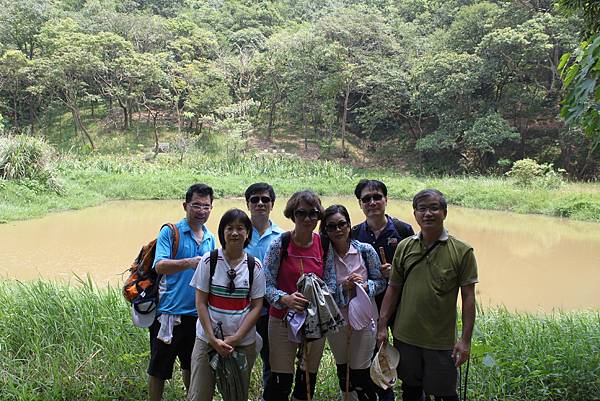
left=131, top=300, right=156, bottom=328
left=348, top=283, right=374, bottom=331
left=370, top=343, right=400, bottom=390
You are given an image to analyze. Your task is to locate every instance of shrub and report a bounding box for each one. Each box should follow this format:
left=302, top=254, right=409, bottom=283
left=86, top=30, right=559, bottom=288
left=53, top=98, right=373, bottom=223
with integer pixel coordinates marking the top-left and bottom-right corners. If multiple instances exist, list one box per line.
left=0, top=135, right=63, bottom=193
left=506, top=158, right=566, bottom=189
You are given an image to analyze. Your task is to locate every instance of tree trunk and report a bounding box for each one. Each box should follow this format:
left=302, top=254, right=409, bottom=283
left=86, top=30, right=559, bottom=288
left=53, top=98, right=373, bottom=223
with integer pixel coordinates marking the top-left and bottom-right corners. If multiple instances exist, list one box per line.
left=72, top=108, right=96, bottom=150
left=267, top=101, right=276, bottom=141
left=153, top=114, right=159, bottom=155
left=341, top=82, right=351, bottom=157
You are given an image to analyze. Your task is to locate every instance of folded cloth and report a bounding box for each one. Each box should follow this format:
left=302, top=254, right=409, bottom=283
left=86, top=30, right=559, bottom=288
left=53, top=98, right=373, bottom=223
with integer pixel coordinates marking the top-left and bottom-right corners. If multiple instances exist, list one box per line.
left=297, top=273, right=345, bottom=340
left=157, top=314, right=181, bottom=344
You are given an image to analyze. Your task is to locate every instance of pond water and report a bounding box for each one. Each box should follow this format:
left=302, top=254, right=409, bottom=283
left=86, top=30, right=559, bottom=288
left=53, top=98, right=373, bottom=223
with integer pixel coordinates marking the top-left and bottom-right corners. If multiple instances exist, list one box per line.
left=1, top=198, right=599, bottom=312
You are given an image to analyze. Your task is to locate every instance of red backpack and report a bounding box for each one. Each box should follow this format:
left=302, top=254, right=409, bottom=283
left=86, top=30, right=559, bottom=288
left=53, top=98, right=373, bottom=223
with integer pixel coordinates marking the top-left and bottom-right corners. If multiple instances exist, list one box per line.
left=123, top=223, right=179, bottom=315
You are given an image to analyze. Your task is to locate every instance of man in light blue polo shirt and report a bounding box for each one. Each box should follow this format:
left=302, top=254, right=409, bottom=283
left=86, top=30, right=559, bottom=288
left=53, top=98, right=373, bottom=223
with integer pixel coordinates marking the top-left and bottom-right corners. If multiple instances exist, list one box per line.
left=148, top=183, right=217, bottom=401
left=244, top=182, right=283, bottom=401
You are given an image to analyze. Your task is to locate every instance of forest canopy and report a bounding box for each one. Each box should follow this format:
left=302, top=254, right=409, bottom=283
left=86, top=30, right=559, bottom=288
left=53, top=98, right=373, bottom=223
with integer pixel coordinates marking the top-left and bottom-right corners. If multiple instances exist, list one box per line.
left=0, top=0, right=598, bottom=178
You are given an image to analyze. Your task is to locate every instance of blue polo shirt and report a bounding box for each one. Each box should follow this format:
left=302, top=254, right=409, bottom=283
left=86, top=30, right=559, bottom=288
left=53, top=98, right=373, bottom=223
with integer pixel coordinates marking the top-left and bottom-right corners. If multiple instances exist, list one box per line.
left=153, top=218, right=216, bottom=316
left=245, top=221, right=284, bottom=264
left=351, top=215, right=414, bottom=266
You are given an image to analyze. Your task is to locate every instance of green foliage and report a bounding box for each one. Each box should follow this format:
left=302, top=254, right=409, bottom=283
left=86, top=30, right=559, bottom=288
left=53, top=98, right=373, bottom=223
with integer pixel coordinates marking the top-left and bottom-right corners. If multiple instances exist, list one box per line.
left=0, top=135, right=62, bottom=192
left=559, top=34, right=600, bottom=140
left=1, top=281, right=598, bottom=400
left=507, top=158, right=566, bottom=189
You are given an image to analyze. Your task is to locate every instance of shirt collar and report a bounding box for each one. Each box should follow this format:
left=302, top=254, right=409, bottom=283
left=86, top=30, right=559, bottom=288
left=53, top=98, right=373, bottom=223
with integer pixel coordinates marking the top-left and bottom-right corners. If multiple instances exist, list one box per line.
left=181, top=218, right=208, bottom=235
left=414, top=228, right=449, bottom=242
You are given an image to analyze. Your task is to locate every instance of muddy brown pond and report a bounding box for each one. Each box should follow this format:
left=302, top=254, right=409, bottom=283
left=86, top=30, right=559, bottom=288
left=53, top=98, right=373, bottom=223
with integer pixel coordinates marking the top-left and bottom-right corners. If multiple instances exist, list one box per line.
left=1, top=198, right=599, bottom=312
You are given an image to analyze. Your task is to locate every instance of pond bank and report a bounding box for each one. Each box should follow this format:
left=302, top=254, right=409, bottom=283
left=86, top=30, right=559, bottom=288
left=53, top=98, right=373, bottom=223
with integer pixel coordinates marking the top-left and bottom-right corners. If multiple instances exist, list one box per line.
left=1, top=280, right=598, bottom=401
left=1, top=152, right=600, bottom=223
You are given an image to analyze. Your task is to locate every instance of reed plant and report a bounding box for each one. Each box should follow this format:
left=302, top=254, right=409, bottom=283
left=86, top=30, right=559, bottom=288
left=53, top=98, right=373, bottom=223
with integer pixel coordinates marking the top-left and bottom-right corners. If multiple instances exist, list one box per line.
left=2, top=149, right=600, bottom=222
left=1, top=280, right=598, bottom=401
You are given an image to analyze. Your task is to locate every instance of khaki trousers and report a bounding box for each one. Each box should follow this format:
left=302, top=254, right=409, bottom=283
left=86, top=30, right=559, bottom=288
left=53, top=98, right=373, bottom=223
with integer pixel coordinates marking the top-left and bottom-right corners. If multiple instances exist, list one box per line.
left=187, top=338, right=257, bottom=401
left=268, top=316, right=325, bottom=374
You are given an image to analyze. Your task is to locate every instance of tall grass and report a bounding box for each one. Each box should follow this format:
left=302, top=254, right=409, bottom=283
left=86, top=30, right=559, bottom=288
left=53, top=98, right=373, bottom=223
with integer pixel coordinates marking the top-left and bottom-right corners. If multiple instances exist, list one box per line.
left=1, top=281, right=598, bottom=401
left=1, top=149, right=600, bottom=223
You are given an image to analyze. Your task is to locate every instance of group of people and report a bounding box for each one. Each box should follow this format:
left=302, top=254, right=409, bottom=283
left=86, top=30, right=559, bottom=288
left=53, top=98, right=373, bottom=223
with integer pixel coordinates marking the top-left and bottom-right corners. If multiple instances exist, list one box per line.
left=145, top=180, right=479, bottom=401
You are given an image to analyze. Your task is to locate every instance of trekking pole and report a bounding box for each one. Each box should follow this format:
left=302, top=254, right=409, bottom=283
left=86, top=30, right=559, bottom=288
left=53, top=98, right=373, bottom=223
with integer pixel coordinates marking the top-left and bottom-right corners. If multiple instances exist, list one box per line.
left=463, top=356, right=470, bottom=401
left=344, top=323, right=351, bottom=401
left=299, top=259, right=312, bottom=401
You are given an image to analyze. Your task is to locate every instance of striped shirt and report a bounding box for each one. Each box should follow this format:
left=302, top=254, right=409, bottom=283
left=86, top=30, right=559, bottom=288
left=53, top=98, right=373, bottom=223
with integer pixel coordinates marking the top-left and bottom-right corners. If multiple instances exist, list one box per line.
left=190, top=249, right=265, bottom=346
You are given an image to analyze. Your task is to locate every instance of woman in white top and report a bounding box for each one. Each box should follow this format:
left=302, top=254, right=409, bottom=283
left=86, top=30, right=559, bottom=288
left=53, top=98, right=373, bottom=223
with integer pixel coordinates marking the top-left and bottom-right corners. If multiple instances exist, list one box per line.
left=188, top=208, right=265, bottom=401
left=320, top=204, right=386, bottom=401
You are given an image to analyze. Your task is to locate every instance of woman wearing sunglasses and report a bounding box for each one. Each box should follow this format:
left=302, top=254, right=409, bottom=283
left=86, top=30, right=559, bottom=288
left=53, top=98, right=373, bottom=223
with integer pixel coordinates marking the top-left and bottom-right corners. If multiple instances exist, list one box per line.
left=320, top=204, right=386, bottom=401
left=188, top=208, right=265, bottom=401
left=263, top=190, right=335, bottom=401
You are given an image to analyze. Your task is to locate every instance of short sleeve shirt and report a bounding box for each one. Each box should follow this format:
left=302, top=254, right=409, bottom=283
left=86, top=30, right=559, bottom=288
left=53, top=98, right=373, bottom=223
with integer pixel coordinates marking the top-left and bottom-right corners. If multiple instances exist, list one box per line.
left=153, top=219, right=216, bottom=316
left=190, top=250, right=265, bottom=346
left=245, top=221, right=284, bottom=263
left=389, top=230, right=478, bottom=350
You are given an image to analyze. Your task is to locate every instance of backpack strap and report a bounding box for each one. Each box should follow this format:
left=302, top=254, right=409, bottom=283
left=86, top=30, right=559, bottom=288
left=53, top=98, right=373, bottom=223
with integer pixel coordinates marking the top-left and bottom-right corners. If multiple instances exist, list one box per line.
left=391, top=217, right=411, bottom=238
left=350, top=224, right=360, bottom=240
left=208, top=249, right=219, bottom=294
left=247, top=254, right=255, bottom=299
left=161, top=223, right=180, bottom=259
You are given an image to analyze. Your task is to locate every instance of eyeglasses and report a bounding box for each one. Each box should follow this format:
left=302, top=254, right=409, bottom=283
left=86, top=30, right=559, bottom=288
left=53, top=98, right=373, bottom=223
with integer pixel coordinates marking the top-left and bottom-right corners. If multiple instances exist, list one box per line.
left=360, top=193, right=384, bottom=204
left=227, top=268, right=236, bottom=294
left=325, top=220, right=349, bottom=232
left=189, top=203, right=212, bottom=211
left=249, top=196, right=272, bottom=204
left=294, top=209, right=320, bottom=221
left=415, top=205, right=443, bottom=213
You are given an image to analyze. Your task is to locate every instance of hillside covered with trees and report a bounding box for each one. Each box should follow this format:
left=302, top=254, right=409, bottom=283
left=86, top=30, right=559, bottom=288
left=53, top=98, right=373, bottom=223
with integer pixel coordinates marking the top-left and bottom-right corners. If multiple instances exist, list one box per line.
left=1, top=0, right=598, bottom=178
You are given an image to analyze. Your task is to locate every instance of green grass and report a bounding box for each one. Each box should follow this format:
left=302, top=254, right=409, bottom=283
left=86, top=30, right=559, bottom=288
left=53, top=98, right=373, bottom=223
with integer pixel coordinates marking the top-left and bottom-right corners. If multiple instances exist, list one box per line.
left=1, top=150, right=600, bottom=223
left=0, top=280, right=598, bottom=400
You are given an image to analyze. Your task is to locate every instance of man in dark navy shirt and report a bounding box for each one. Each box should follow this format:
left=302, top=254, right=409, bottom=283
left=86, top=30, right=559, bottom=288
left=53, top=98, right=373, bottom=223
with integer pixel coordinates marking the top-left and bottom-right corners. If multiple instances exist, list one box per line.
left=351, top=179, right=414, bottom=401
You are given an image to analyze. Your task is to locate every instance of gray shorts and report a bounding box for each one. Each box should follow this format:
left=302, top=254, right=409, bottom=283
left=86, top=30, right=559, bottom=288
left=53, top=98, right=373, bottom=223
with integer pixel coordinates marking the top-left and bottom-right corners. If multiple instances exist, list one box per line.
left=393, top=340, right=458, bottom=397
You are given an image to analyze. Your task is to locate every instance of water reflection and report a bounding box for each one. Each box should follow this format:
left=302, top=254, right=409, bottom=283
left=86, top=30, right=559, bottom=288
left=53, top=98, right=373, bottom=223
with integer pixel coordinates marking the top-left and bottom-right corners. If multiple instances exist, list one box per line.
left=0, top=198, right=598, bottom=312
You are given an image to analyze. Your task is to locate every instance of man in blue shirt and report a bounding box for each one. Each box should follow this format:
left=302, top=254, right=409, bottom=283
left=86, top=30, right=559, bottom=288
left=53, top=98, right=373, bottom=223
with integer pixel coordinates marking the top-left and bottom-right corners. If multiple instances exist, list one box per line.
left=148, top=183, right=217, bottom=401
left=351, top=179, right=414, bottom=401
left=244, top=182, right=283, bottom=401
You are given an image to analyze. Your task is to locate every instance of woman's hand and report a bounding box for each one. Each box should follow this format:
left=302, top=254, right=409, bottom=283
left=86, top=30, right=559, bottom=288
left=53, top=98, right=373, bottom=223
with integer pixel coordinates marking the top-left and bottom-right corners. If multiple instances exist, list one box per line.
left=343, top=273, right=363, bottom=290
left=209, top=337, right=234, bottom=357
left=281, top=292, right=309, bottom=312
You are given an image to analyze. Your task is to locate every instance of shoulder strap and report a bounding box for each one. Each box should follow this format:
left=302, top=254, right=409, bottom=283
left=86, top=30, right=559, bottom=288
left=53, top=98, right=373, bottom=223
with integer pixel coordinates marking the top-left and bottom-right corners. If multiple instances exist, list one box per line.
left=161, top=223, right=179, bottom=259
left=208, top=249, right=219, bottom=293
left=391, top=218, right=405, bottom=236
left=247, top=254, right=255, bottom=299
left=280, top=231, right=292, bottom=261
left=350, top=224, right=360, bottom=240
left=403, top=240, right=441, bottom=282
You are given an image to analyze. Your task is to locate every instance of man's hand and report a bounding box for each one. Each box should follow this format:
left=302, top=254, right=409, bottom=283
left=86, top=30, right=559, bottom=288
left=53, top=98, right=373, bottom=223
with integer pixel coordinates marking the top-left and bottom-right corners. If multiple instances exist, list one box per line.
left=380, top=262, right=392, bottom=278
left=452, top=338, right=471, bottom=367
left=209, top=337, right=234, bottom=357
left=376, top=325, right=389, bottom=347
left=189, top=256, right=202, bottom=269
left=282, top=292, right=309, bottom=312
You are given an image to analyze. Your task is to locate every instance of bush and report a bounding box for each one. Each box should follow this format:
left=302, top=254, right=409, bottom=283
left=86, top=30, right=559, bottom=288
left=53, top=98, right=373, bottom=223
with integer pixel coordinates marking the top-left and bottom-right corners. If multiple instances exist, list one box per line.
left=506, top=158, right=566, bottom=189
left=0, top=135, right=63, bottom=193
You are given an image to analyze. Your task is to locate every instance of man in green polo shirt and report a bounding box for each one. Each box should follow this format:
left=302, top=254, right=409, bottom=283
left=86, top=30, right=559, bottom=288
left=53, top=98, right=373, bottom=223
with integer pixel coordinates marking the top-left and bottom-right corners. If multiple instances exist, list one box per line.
left=376, top=189, right=478, bottom=401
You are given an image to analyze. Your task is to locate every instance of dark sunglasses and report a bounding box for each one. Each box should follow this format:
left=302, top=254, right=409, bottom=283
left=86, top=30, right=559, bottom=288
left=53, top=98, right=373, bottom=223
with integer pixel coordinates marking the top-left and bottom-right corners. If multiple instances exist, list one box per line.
left=294, top=209, right=320, bottom=221
left=249, top=196, right=272, bottom=204
left=227, top=268, right=236, bottom=294
left=361, top=193, right=384, bottom=203
left=325, top=220, right=349, bottom=232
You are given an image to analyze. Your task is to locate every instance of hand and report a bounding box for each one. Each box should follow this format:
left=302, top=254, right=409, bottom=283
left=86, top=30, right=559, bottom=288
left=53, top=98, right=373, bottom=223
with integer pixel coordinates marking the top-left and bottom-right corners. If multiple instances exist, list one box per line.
left=282, top=292, right=309, bottom=313
left=209, top=337, right=234, bottom=357
left=224, top=335, right=240, bottom=348
left=343, top=273, right=363, bottom=291
left=380, top=263, right=392, bottom=279
left=376, top=325, right=389, bottom=347
left=452, top=338, right=471, bottom=367
left=190, top=256, right=202, bottom=269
